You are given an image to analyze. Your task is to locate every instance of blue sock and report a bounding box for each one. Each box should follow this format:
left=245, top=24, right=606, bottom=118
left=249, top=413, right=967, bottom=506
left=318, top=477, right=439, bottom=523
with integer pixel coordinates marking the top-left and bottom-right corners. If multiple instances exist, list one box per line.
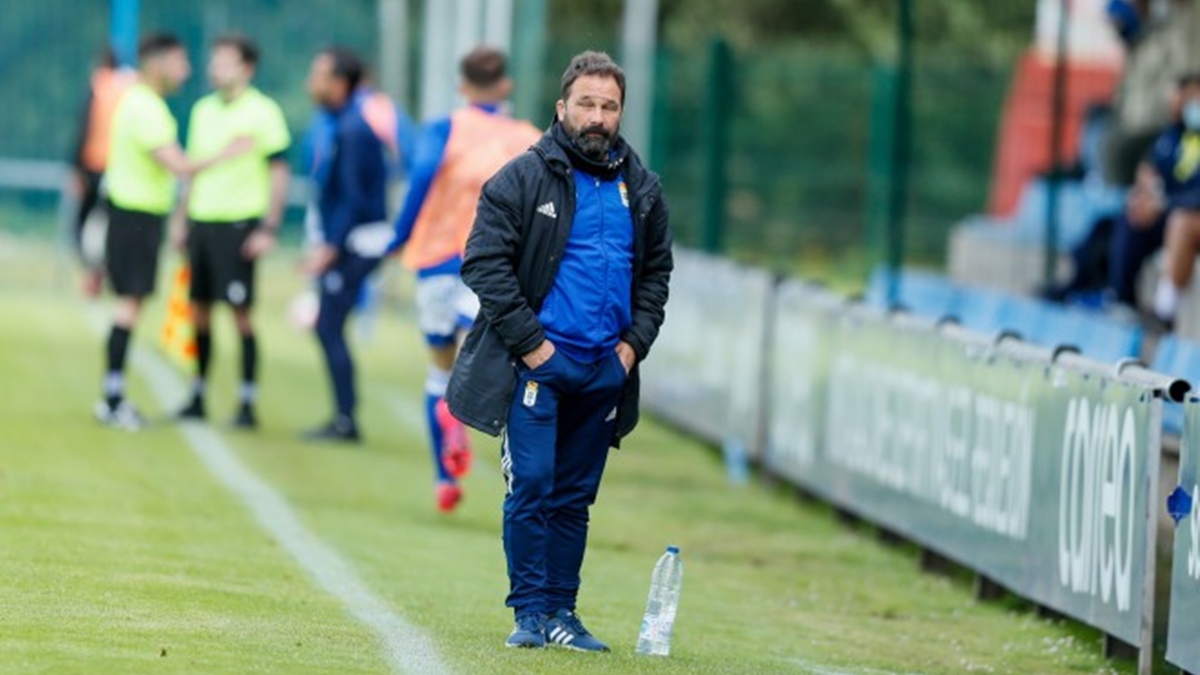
left=425, top=367, right=452, bottom=483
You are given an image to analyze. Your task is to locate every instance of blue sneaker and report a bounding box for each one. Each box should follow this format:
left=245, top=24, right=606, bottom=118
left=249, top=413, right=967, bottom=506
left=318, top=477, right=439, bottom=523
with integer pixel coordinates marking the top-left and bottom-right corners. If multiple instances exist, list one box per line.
left=545, top=609, right=609, bottom=652
left=505, top=613, right=546, bottom=648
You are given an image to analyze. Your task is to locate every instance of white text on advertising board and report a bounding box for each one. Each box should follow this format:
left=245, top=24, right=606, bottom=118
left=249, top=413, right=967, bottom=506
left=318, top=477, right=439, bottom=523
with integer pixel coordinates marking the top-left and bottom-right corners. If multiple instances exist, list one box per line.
left=826, top=355, right=1034, bottom=540
left=1057, top=398, right=1138, bottom=612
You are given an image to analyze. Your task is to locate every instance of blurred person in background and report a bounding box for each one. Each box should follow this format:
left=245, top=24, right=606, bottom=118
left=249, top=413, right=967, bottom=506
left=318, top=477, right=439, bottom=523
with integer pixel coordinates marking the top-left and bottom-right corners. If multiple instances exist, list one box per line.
left=386, top=45, right=541, bottom=513
left=356, top=78, right=415, bottom=183
left=69, top=47, right=134, bottom=297
left=171, top=35, right=291, bottom=429
left=1138, top=73, right=1200, bottom=327
left=446, top=51, right=673, bottom=650
left=96, top=32, right=251, bottom=430
left=1103, top=0, right=1200, bottom=186
left=301, top=79, right=412, bottom=244
left=301, top=46, right=390, bottom=443
left=1042, top=0, right=1200, bottom=307
left=1106, top=73, right=1200, bottom=321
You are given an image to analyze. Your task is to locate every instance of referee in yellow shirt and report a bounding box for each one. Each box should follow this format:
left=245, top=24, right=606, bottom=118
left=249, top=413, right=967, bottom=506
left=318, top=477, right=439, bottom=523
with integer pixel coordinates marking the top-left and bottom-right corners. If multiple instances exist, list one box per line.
left=172, top=35, right=290, bottom=429
left=97, top=33, right=250, bottom=430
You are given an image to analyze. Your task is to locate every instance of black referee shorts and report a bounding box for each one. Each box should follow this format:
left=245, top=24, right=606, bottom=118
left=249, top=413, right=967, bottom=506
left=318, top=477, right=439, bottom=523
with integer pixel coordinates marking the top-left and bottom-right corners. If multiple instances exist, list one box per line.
left=106, top=203, right=165, bottom=298
left=187, top=219, right=259, bottom=308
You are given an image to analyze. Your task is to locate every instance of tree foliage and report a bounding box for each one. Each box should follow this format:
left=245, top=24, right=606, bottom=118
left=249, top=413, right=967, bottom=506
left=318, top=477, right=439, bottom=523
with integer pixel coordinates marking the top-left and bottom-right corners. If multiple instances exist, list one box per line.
left=545, top=0, right=1035, bottom=66
left=3, top=0, right=1037, bottom=263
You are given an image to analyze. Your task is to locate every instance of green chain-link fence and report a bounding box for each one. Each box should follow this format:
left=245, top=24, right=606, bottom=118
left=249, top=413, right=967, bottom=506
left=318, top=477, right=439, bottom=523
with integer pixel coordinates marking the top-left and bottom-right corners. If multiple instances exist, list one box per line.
left=649, top=2, right=1036, bottom=281
left=0, top=0, right=1043, bottom=288
left=0, top=0, right=385, bottom=237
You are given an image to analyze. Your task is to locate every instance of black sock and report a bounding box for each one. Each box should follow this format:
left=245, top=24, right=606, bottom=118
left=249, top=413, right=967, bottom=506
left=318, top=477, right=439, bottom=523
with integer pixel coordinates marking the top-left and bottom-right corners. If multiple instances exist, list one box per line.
left=195, top=330, right=212, bottom=381
left=240, top=334, right=257, bottom=403
left=105, top=326, right=131, bottom=407
left=107, top=326, right=131, bottom=373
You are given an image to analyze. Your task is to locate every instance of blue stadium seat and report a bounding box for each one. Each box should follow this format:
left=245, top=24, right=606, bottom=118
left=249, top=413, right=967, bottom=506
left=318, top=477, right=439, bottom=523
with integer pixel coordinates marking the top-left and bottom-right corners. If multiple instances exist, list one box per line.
left=961, top=177, right=1121, bottom=250
left=863, top=267, right=961, bottom=320
left=860, top=270, right=1141, bottom=362
left=1032, top=306, right=1143, bottom=363
left=897, top=269, right=962, bottom=319
left=954, top=287, right=1013, bottom=335
left=1065, top=310, right=1142, bottom=363
left=952, top=288, right=1142, bottom=361
left=997, top=295, right=1056, bottom=343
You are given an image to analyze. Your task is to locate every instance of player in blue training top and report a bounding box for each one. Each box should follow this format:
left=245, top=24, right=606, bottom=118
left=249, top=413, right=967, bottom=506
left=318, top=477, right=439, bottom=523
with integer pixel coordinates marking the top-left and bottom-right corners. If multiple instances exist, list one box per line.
left=301, top=46, right=390, bottom=443
left=387, top=46, right=541, bottom=512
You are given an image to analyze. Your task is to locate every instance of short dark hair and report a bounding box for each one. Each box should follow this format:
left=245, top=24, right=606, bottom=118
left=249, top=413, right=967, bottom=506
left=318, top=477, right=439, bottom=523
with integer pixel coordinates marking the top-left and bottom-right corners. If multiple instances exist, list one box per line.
left=138, top=32, right=183, bottom=62
left=213, top=34, right=259, bottom=67
left=460, top=46, right=507, bottom=89
left=560, top=51, right=625, bottom=105
left=321, top=46, right=366, bottom=92
left=1180, top=72, right=1200, bottom=89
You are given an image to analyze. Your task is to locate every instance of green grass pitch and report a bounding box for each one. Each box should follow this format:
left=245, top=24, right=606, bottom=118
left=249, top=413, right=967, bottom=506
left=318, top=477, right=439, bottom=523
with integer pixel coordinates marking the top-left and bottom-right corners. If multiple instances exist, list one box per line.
left=0, top=234, right=1129, bottom=675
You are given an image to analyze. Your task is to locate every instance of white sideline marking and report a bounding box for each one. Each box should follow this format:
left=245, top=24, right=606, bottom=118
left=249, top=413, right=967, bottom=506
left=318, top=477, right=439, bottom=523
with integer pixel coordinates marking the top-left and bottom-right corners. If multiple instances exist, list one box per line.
left=134, top=351, right=452, bottom=675
left=87, top=310, right=451, bottom=675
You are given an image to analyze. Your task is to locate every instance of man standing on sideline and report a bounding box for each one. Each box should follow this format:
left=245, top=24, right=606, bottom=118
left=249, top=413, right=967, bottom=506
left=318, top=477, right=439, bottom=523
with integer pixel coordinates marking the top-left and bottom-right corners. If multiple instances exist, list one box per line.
left=96, top=32, right=250, bottom=429
left=386, top=46, right=541, bottom=513
left=446, top=51, right=673, bottom=649
left=172, top=35, right=290, bottom=429
left=302, top=47, right=390, bottom=442
left=69, top=47, right=134, bottom=297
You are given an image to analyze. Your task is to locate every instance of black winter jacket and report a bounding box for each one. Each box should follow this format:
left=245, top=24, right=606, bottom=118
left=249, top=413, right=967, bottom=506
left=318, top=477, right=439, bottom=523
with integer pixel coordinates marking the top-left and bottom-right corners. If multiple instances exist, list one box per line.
left=445, top=128, right=673, bottom=443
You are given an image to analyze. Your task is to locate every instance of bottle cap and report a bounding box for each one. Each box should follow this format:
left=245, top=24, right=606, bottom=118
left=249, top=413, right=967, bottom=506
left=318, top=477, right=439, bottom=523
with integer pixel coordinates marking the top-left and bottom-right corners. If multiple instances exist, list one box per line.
left=666, top=545, right=680, bottom=554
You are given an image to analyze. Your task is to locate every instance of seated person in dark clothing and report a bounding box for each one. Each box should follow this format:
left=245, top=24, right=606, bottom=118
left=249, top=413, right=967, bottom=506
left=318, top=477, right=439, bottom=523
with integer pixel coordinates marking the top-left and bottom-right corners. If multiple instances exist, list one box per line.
left=1149, top=74, right=1200, bottom=325
left=1108, top=73, right=1200, bottom=312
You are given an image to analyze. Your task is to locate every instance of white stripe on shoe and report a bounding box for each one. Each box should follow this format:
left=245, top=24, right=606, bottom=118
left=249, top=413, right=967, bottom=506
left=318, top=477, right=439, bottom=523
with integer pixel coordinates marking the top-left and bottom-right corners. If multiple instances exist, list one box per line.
left=549, top=626, right=574, bottom=645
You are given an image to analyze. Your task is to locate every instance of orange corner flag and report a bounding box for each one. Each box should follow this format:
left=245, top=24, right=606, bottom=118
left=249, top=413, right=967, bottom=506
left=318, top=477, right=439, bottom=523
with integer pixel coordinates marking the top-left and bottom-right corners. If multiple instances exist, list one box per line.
left=160, top=264, right=196, bottom=371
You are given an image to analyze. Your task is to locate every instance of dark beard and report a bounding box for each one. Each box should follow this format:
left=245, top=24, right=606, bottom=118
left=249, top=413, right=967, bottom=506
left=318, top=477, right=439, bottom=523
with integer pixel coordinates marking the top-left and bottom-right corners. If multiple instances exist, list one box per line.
left=573, top=125, right=614, bottom=160
left=552, top=121, right=626, bottom=180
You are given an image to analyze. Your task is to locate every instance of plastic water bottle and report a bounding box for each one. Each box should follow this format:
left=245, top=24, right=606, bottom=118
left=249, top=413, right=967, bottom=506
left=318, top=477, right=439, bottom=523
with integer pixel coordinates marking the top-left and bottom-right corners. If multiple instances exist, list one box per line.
left=636, top=545, right=683, bottom=656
